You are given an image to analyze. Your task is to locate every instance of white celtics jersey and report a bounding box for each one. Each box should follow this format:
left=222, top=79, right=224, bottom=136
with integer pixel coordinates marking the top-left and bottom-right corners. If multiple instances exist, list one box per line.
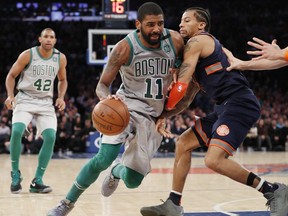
left=17, top=46, right=60, bottom=99
left=117, top=29, right=177, bottom=117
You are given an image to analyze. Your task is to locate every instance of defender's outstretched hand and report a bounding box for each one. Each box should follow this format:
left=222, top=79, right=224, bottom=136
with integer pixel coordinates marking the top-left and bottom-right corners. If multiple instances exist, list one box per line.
left=222, top=47, right=243, bottom=71
left=247, top=37, right=282, bottom=61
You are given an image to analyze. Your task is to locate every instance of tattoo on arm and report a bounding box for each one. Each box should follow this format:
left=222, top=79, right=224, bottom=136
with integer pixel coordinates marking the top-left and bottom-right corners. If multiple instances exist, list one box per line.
left=178, top=63, right=190, bottom=79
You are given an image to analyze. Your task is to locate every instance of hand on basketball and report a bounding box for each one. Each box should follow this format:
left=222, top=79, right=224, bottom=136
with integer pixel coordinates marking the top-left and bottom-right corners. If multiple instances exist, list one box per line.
left=4, top=96, right=15, bottom=110
left=55, top=98, right=66, bottom=111
left=155, top=117, right=172, bottom=138
left=247, top=37, right=282, bottom=61
left=105, top=94, right=124, bottom=101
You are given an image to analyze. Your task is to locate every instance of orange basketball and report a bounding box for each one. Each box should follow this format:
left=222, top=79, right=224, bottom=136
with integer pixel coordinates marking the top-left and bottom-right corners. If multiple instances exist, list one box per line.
left=92, top=98, right=130, bottom=136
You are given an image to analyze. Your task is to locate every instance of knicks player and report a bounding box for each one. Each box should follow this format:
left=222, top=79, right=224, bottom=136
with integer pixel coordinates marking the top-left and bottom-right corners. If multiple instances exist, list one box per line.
left=5, top=28, right=67, bottom=194
left=141, top=7, right=288, bottom=216
left=47, top=2, right=195, bottom=216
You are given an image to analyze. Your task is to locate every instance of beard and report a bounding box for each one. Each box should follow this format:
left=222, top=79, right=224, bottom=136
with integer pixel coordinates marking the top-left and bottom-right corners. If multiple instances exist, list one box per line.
left=140, top=27, right=162, bottom=46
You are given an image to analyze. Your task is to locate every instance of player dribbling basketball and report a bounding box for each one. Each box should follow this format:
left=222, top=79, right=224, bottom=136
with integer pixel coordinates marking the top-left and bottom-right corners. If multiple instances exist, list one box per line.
left=47, top=2, right=199, bottom=216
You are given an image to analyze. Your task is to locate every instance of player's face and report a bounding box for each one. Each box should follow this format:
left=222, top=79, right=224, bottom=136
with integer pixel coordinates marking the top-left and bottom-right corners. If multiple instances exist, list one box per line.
left=179, top=11, right=205, bottom=40
left=38, top=30, right=57, bottom=50
left=139, top=14, right=164, bottom=46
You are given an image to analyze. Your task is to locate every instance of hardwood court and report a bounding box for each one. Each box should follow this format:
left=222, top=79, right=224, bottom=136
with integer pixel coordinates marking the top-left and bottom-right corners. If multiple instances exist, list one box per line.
left=0, top=151, right=287, bottom=216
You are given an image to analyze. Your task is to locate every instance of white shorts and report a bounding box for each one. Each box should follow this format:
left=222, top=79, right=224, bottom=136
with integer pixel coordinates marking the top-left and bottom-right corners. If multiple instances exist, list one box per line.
left=12, top=92, right=57, bottom=135
left=101, top=111, right=162, bottom=176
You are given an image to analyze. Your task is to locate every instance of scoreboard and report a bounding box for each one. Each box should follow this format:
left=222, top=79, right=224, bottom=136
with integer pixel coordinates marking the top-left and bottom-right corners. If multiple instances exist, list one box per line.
left=102, top=0, right=129, bottom=20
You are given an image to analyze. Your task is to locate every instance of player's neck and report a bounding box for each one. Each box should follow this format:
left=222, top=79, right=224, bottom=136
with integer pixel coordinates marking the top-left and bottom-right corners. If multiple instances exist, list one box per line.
left=38, top=46, right=53, bottom=58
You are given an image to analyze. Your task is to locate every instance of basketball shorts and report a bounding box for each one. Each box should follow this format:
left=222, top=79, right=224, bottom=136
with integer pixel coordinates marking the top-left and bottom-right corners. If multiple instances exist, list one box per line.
left=13, top=91, right=57, bottom=136
left=192, top=90, right=261, bottom=156
left=101, top=110, right=162, bottom=176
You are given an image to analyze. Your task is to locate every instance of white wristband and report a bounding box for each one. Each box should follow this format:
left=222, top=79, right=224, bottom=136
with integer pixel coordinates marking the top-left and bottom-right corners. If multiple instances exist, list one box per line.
left=255, top=178, right=265, bottom=191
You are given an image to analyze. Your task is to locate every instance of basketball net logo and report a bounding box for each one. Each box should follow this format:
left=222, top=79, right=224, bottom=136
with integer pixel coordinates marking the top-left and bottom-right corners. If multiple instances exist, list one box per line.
left=216, top=124, right=230, bottom=136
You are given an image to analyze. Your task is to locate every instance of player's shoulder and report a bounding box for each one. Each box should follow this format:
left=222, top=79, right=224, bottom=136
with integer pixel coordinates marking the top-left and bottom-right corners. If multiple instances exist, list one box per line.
left=166, top=29, right=184, bottom=52
left=114, top=37, right=131, bottom=53
left=18, top=48, right=32, bottom=62
left=167, top=29, right=182, bottom=40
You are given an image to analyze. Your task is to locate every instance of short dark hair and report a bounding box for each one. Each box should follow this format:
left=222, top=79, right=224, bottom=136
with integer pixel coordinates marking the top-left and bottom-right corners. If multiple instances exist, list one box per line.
left=40, top=28, right=56, bottom=37
left=185, top=7, right=211, bottom=32
left=137, top=2, right=164, bottom=22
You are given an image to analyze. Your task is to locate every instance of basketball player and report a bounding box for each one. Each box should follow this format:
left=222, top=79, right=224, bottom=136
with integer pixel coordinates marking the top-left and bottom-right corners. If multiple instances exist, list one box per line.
left=140, top=7, right=288, bottom=216
left=47, top=2, right=193, bottom=216
left=5, top=28, right=67, bottom=194
left=223, top=37, right=288, bottom=70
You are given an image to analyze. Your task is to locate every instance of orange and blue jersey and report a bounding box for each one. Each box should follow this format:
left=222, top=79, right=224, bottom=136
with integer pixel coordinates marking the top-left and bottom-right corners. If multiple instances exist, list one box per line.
left=192, top=32, right=261, bottom=155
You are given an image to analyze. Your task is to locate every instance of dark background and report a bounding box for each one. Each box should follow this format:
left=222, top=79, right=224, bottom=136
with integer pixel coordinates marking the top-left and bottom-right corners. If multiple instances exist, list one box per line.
left=0, top=0, right=288, bottom=112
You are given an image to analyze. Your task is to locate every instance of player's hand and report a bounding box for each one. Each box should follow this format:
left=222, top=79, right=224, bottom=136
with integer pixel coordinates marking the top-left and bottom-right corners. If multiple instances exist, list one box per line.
left=222, top=47, right=243, bottom=71
left=167, top=68, right=179, bottom=91
left=247, top=37, right=281, bottom=61
left=108, top=94, right=124, bottom=101
left=155, top=117, right=172, bottom=138
left=55, top=98, right=66, bottom=111
left=4, top=96, right=15, bottom=110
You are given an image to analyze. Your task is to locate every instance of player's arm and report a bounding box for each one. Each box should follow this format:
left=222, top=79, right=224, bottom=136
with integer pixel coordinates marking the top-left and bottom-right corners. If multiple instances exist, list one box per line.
left=224, top=47, right=287, bottom=71
left=96, top=39, right=130, bottom=100
left=5, top=50, right=30, bottom=109
left=162, top=79, right=200, bottom=118
left=55, top=53, right=68, bottom=111
left=165, top=35, right=203, bottom=110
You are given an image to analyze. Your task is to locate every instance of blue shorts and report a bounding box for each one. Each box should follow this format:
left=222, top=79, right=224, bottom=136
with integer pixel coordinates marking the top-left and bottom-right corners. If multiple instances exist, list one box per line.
left=192, top=89, right=261, bottom=155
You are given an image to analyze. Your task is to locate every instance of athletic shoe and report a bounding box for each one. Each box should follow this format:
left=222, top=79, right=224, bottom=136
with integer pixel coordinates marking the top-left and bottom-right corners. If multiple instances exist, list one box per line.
left=10, top=170, right=23, bottom=194
left=101, top=160, right=120, bottom=197
left=29, top=178, right=52, bottom=193
left=47, top=199, right=74, bottom=216
left=264, top=183, right=288, bottom=216
left=140, top=199, right=184, bottom=216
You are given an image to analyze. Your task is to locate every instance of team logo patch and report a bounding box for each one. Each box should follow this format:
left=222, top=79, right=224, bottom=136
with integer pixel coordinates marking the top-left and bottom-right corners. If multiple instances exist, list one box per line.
left=164, top=44, right=171, bottom=53
left=216, top=124, right=230, bottom=136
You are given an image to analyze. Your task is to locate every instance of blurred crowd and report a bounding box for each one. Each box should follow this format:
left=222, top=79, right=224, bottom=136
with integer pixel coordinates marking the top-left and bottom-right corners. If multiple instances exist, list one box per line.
left=0, top=0, right=288, bottom=154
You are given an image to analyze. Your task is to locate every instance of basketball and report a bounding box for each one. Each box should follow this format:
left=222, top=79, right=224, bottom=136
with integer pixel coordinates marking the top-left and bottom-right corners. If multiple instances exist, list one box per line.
left=92, top=98, right=130, bottom=136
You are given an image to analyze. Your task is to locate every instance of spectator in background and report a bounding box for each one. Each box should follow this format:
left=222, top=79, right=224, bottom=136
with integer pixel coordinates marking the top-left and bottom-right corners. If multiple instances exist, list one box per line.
left=269, top=119, right=285, bottom=151
left=257, top=118, right=272, bottom=151
left=70, top=118, right=96, bottom=153
left=243, top=124, right=258, bottom=151
left=55, top=115, right=72, bottom=154
left=170, top=116, right=187, bottom=139
left=0, top=120, right=11, bottom=153
left=21, top=122, right=35, bottom=154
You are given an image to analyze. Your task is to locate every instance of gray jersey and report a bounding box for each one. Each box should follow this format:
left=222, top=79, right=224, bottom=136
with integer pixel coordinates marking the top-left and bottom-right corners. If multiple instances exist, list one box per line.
left=116, top=29, right=177, bottom=117
left=17, top=46, right=60, bottom=99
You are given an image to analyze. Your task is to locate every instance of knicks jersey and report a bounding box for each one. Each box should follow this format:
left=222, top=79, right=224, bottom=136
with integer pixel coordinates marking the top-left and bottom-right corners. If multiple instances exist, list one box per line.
left=116, top=29, right=177, bottom=117
left=17, top=46, right=60, bottom=99
left=194, top=32, right=251, bottom=104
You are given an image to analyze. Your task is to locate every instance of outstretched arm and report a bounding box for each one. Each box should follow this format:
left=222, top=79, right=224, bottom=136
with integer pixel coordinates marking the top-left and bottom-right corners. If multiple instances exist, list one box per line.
left=223, top=47, right=287, bottom=71
left=247, top=37, right=288, bottom=62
